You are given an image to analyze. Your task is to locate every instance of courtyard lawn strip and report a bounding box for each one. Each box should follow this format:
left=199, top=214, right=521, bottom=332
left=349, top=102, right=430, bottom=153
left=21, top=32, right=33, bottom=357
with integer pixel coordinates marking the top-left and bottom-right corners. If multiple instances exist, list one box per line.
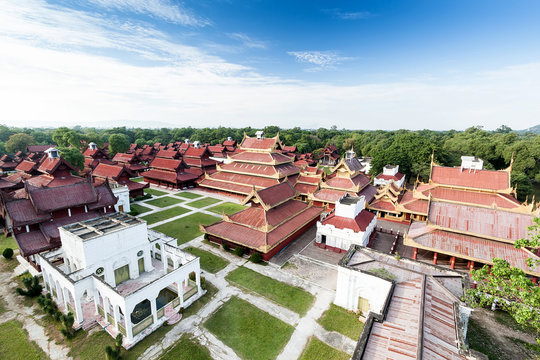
left=204, top=296, right=294, bottom=360
left=130, top=203, right=152, bottom=214
left=144, top=188, right=168, bottom=197
left=184, top=246, right=229, bottom=273
left=318, top=303, right=364, bottom=340
left=175, top=192, right=203, bottom=199
left=207, top=202, right=246, bottom=215
left=145, top=196, right=184, bottom=208
left=0, top=233, right=17, bottom=254
left=159, top=334, right=212, bottom=360
left=298, top=337, right=350, bottom=360
left=0, top=320, right=48, bottom=359
left=187, top=197, right=221, bottom=208
left=141, top=206, right=190, bottom=225
left=131, top=177, right=144, bottom=183
left=226, top=266, right=314, bottom=316
left=152, top=213, right=220, bottom=245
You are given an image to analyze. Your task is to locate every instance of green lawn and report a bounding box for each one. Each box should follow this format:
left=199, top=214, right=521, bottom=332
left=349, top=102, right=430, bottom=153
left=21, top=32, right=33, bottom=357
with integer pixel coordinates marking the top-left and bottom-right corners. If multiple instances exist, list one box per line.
left=144, top=196, right=184, bottom=208
left=159, top=335, right=211, bottom=360
left=318, top=304, right=363, bottom=340
left=298, top=337, right=349, bottom=360
left=68, top=322, right=174, bottom=360
left=204, top=296, right=294, bottom=360
left=131, top=177, right=144, bottom=183
left=207, top=202, right=246, bottom=215
left=184, top=247, right=229, bottom=273
left=176, top=192, right=203, bottom=199
left=145, top=188, right=168, bottom=197
left=226, top=267, right=315, bottom=315
left=0, top=320, right=48, bottom=360
left=130, top=203, right=152, bottom=214
left=141, top=206, right=190, bottom=225
left=183, top=282, right=218, bottom=319
left=153, top=213, right=220, bottom=245
left=187, top=198, right=221, bottom=208
left=0, top=233, right=17, bottom=254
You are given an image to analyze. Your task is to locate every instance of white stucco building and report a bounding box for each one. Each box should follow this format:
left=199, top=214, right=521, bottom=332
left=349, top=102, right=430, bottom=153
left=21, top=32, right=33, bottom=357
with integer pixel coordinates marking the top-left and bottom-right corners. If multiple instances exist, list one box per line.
left=460, top=156, right=484, bottom=171
left=110, top=182, right=131, bottom=213
left=37, top=213, right=203, bottom=348
left=373, top=164, right=405, bottom=188
left=315, top=195, right=377, bottom=252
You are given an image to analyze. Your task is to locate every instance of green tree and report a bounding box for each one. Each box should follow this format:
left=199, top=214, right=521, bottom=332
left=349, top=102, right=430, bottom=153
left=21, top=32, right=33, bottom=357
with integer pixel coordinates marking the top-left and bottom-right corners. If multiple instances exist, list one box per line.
left=108, top=134, right=130, bottom=155
left=58, top=147, right=84, bottom=171
left=466, top=218, right=540, bottom=344
left=5, top=133, right=35, bottom=153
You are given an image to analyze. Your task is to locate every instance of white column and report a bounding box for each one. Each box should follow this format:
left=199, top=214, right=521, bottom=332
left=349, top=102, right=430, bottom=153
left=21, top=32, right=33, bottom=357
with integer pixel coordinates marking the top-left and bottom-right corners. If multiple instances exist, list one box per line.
left=103, top=297, right=111, bottom=322
left=150, top=298, right=158, bottom=325
left=62, top=288, right=70, bottom=312
left=123, top=305, right=133, bottom=341
left=93, top=290, right=100, bottom=315
left=74, top=296, right=84, bottom=323
left=177, top=282, right=184, bottom=307
left=163, top=254, right=168, bottom=272
left=195, top=271, right=202, bottom=293
left=113, top=305, right=120, bottom=329
left=144, top=253, right=153, bottom=272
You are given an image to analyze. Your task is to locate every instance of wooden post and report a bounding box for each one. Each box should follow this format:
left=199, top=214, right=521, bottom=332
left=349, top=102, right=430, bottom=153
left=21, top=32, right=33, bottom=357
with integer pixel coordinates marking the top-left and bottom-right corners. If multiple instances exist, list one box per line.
left=432, top=252, right=438, bottom=265
left=413, top=248, right=418, bottom=260
left=450, top=256, right=455, bottom=269
left=533, top=277, right=538, bottom=284
left=469, top=261, right=475, bottom=272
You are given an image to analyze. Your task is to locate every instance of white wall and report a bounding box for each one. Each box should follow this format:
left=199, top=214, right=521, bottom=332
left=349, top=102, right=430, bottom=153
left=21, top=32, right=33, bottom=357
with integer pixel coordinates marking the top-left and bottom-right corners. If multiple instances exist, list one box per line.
left=335, top=196, right=365, bottom=219
left=334, top=266, right=393, bottom=315
left=315, top=213, right=376, bottom=250
left=113, top=186, right=130, bottom=213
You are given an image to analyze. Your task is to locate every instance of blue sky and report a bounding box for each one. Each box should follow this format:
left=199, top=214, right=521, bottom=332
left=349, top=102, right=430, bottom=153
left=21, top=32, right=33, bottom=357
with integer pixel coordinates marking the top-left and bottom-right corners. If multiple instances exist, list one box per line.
left=1, top=0, right=539, bottom=130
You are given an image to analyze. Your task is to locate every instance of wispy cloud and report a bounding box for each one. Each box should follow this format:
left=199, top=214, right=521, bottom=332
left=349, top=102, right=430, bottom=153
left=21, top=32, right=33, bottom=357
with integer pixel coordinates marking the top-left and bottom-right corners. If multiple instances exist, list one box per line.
left=227, top=32, right=268, bottom=49
left=322, top=8, right=373, bottom=20
left=88, top=0, right=209, bottom=26
left=287, top=50, right=352, bottom=71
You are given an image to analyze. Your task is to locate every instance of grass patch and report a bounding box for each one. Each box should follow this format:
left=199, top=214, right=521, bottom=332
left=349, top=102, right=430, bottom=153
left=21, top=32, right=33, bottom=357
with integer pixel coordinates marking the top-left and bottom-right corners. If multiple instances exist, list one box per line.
left=145, top=188, right=168, bottom=197
left=467, top=318, right=511, bottom=360
left=204, top=296, right=294, bottom=360
left=281, top=261, right=298, bottom=270
left=494, top=310, right=537, bottom=335
left=184, top=247, right=229, bottom=273
left=68, top=322, right=175, bottom=360
left=318, top=304, right=363, bottom=340
left=0, top=296, right=6, bottom=314
left=0, top=320, right=48, bottom=359
left=176, top=192, right=203, bottom=199
left=226, top=267, right=314, bottom=315
left=299, top=337, right=349, bottom=360
left=141, top=206, right=190, bottom=225
left=130, top=203, right=152, bottom=214
left=183, top=282, right=218, bottom=319
left=0, top=233, right=17, bottom=254
left=145, top=196, right=184, bottom=208
left=207, top=202, right=246, bottom=215
left=159, top=334, right=212, bottom=360
left=188, top=198, right=221, bottom=209
left=131, top=177, right=144, bottom=183
left=153, top=213, right=220, bottom=245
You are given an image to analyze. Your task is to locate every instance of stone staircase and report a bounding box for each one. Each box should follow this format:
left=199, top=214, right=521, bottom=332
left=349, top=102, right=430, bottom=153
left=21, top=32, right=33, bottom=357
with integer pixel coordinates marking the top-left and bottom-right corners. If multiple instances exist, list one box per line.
left=81, top=319, right=98, bottom=331
left=164, top=304, right=182, bottom=325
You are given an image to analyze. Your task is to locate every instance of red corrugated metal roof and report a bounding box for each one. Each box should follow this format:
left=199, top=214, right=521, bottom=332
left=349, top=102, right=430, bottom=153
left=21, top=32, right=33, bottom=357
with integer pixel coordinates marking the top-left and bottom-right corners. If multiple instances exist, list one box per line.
left=240, top=137, right=278, bottom=150
left=93, top=163, right=129, bottom=180
left=156, top=149, right=179, bottom=159
left=28, top=181, right=98, bottom=212
left=423, top=187, right=520, bottom=209
left=375, top=173, right=405, bottom=181
left=428, top=201, right=532, bottom=241
left=6, top=199, right=51, bottom=226
left=294, top=183, right=318, bottom=195
left=312, top=188, right=350, bottom=202
left=112, top=153, right=136, bottom=163
left=431, top=166, right=510, bottom=191
left=257, top=182, right=296, bottom=208
left=369, top=199, right=398, bottom=212
left=150, top=157, right=182, bottom=171
left=26, top=145, right=55, bottom=153
left=207, top=171, right=279, bottom=188
left=198, top=178, right=254, bottom=194
left=16, top=160, right=38, bottom=172
left=14, top=230, right=52, bottom=257
left=358, top=185, right=377, bottom=204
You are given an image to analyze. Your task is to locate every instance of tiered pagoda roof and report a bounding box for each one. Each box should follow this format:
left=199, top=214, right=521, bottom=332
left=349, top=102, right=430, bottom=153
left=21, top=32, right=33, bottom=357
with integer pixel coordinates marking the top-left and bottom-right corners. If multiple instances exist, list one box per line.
left=202, top=182, right=324, bottom=257
left=182, top=145, right=217, bottom=177
left=293, top=166, right=324, bottom=197
left=198, top=133, right=301, bottom=196
left=310, top=157, right=376, bottom=205
left=111, top=152, right=147, bottom=172
left=143, top=157, right=198, bottom=187
left=92, top=163, right=149, bottom=196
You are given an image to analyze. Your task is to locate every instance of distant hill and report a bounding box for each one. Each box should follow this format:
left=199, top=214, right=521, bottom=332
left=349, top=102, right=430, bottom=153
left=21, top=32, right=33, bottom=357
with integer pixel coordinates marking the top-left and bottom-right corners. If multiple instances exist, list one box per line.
left=515, top=124, right=540, bottom=134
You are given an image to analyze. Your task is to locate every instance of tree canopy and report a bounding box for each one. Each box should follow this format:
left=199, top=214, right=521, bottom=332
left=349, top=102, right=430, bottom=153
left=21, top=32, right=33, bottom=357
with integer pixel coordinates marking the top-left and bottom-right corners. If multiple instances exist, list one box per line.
left=5, top=133, right=34, bottom=153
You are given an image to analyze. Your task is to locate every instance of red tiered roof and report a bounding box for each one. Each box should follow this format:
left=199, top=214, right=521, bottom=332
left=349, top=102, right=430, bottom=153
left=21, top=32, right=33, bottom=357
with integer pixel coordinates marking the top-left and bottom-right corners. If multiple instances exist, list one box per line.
left=229, top=151, right=292, bottom=164
left=16, top=160, right=39, bottom=173
left=240, top=137, right=279, bottom=150
left=150, top=157, right=183, bottom=171
left=421, top=187, right=520, bottom=209
left=375, top=172, right=404, bottom=181
left=156, top=149, right=179, bottom=159
left=431, top=165, right=510, bottom=191
left=322, top=210, right=375, bottom=232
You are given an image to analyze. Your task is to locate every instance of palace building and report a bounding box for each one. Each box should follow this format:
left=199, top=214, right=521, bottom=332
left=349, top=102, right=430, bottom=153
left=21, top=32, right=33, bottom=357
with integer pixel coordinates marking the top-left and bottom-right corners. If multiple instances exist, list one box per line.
left=309, top=157, right=377, bottom=208
left=92, top=163, right=149, bottom=199
left=37, top=213, right=203, bottom=348
left=198, top=132, right=301, bottom=197
left=373, top=165, right=405, bottom=188
left=142, top=157, right=198, bottom=189
left=112, top=152, right=148, bottom=174
left=202, top=182, right=324, bottom=260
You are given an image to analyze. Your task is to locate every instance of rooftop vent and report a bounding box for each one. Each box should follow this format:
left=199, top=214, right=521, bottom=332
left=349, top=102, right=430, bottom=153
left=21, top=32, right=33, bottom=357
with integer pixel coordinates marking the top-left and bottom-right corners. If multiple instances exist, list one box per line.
left=45, top=147, right=60, bottom=159
left=88, top=142, right=98, bottom=150
left=193, top=141, right=201, bottom=148
left=255, top=131, right=264, bottom=140
left=227, top=136, right=233, bottom=141
left=184, top=139, right=191, bottom=144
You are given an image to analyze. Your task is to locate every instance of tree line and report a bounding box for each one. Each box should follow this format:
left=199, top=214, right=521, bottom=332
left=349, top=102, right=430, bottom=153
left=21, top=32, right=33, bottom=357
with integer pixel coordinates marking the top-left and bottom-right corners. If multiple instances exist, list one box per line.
left=0, top=124, right=537, bottom=201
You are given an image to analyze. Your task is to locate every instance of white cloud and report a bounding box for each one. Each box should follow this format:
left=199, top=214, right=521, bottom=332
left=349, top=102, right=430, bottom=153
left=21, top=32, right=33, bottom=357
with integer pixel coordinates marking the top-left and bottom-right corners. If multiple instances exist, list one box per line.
left=323, top=8, right=374, bottom=20
left=0, top=0, right=538, bottom=131
left=88, top=0, right=208, bottom=26
left=287, top=51, right=352, bottom=71
left=227, top=33, right=268, bottom=49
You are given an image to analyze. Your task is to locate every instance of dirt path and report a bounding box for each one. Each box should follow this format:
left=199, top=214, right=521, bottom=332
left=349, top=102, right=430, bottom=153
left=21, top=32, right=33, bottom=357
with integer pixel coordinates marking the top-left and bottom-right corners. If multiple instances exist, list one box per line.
left=0, top=260, right=72, bottom=360
left=469, top=308, right=538, bottom=360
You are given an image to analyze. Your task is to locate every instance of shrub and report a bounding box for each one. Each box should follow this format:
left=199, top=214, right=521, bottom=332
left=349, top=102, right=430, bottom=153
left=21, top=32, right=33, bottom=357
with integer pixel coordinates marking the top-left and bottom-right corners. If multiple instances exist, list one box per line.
left=128, top=209, right=140, bottom=216
left=178, top=307, right=185, bottom=314
left=249, top=252, right=262, bottom=264
left=54, top=311, right=62, bottom=321
left=60, top=312, right=75, bottom=338
left=2, top=247, right=14, bottom=259
left=233, top=246, right=245, bottom=257
left=16, top=275, right=43, bottom=297
left=222, top=242, right=230, bottom=252
left=189, top=272, right=196, bottom=281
